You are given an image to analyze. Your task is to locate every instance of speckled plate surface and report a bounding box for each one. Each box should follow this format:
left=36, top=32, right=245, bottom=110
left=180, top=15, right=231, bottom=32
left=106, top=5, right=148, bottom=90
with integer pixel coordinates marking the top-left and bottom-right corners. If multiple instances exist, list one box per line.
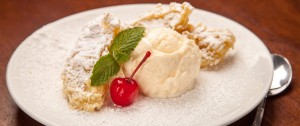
left=6, top=4, right=273, bottom=126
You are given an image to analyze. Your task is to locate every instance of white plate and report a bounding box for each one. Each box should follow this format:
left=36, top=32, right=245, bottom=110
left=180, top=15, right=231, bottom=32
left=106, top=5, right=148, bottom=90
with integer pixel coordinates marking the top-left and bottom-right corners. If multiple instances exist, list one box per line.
left=6, top=4, right=273, bottom=126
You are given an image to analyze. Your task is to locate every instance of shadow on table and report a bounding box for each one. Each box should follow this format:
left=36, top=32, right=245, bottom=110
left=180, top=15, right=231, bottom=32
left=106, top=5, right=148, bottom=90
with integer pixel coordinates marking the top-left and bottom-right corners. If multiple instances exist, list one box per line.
left=17, top=109, right=43, bottom=126
left=229, top=109, right=256, bottom=126
left=16, top=107, right=256, bottom=126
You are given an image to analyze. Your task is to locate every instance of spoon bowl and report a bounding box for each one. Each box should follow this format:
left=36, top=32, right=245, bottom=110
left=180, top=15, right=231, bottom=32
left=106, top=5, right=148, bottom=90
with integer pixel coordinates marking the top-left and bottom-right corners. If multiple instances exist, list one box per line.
left=268, top=54, right=292, bottom=96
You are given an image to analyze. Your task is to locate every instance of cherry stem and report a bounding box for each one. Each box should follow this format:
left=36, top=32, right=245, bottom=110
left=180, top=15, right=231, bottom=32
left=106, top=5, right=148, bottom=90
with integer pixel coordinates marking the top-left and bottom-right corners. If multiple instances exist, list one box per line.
left=128, top=51, right=151, bottom=81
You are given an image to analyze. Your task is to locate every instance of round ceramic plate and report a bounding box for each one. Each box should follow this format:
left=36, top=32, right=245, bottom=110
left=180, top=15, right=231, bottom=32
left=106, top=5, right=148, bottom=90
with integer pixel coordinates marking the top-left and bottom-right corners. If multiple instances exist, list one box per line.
left=7, top=4, right=273, bottom=126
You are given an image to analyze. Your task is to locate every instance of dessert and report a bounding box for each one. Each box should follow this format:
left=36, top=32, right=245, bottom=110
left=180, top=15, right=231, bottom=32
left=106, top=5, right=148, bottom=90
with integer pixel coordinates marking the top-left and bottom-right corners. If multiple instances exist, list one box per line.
left=62, top=2, right=236, bottom=111
left=183, top=24, right=236, bottom=68
left=61, top=13, right=122, bottom=111
left=132, top=2, right=235, bottom=68
left=132, top=2, right=192, bottom=33
left=122, top=28, right=201, bottom=98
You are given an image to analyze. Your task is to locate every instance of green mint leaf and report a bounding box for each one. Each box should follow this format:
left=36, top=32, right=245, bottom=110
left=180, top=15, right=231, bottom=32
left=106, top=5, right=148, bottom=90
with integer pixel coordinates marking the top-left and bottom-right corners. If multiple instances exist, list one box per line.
left=90, top=54, right=120, bottom=86
left=110, top=27, right=145, bottom=64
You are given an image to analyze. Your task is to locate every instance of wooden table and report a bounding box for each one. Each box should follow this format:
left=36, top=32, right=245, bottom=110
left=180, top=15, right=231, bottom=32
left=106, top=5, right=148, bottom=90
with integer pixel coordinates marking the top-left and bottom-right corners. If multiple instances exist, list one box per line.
left=1, top=0, right=299, bottom=125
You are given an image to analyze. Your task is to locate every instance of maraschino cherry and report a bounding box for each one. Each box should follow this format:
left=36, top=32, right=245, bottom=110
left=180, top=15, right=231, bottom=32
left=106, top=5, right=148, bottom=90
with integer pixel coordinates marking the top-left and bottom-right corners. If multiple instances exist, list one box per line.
left=110, top=51, right=151, bottom=107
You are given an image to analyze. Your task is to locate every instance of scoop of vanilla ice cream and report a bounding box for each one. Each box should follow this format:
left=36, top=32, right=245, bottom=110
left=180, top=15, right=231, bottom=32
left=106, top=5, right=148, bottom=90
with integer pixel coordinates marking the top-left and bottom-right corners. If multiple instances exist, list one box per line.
left=122, top=28, right=201, bottom=98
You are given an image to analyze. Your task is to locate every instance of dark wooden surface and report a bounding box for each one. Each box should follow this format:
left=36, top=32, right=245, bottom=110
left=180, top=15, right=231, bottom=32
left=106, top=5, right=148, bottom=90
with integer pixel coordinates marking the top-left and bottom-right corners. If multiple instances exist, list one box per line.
left=1, top=0, right=299, bottom=125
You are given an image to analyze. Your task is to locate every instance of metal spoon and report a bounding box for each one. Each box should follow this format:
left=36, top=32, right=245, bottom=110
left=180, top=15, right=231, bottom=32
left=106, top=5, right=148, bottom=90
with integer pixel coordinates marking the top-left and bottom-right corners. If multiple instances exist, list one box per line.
left=252, top=54, right=292, bottom=126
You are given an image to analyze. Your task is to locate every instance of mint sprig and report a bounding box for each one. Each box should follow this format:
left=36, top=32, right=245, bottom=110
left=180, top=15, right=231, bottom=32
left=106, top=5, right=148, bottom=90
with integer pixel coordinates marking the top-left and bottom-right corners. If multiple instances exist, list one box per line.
left=90, top=27, right=145, bottom=86
left=110, top=27, right=145, bottom=64
left=90, top=54, right=120, bottom=86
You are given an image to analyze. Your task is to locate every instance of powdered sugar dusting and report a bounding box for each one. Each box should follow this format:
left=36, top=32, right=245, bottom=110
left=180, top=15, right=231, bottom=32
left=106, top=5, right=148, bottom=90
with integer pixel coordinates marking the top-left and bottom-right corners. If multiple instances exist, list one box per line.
left=7, top=5, right=273, bottom=126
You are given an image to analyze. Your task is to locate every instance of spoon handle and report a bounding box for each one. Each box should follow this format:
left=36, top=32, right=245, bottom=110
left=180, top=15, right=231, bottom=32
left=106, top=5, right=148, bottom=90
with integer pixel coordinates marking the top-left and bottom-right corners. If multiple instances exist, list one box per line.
left=252, top=95, right=267, bottom=126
